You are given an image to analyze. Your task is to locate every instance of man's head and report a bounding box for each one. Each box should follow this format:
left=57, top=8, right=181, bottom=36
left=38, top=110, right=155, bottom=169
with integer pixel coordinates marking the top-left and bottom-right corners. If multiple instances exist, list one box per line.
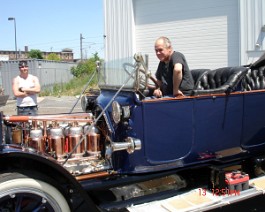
left=18, top=60, right=28, bottom=68
left=18, top=60, right=29, bottom=74
left=154, top=37, right=173, bottom=62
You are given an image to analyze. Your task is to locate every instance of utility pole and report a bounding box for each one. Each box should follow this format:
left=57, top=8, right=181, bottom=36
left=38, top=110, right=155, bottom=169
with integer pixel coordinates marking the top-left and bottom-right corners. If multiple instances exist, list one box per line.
left=8, top=17, right=18, bottom=60
left=80, top=33, right=85, bottom=62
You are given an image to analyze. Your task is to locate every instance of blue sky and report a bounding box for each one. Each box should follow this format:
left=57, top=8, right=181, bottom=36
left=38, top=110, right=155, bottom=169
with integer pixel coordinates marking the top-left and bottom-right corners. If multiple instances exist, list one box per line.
left=1, top=0, right=104, bottom=59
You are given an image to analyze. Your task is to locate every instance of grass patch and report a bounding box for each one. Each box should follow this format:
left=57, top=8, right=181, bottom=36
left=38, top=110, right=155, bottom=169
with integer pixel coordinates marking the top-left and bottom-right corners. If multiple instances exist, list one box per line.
left=39, top=74, right=98, bottom=97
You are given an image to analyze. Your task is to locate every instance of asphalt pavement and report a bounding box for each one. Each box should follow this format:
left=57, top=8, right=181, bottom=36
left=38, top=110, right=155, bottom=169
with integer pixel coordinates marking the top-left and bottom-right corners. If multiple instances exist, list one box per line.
left=0, top=96, right=83, bottom=115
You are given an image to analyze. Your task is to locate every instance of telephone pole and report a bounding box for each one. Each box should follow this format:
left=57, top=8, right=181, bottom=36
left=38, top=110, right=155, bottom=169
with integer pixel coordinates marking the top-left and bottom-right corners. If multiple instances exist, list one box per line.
left=80, top=33, right=85, bottom=62
left=8, top=17, right=18, bottom=60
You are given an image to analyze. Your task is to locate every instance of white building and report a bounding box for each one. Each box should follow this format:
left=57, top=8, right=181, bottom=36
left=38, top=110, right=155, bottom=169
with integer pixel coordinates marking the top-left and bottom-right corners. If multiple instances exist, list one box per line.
left=103, top=0, right=265, bottom=72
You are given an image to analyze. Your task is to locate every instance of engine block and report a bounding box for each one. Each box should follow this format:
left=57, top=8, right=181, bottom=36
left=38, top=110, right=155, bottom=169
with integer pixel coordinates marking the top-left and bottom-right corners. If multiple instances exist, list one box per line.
left=3, top=113, right=111, bottom=176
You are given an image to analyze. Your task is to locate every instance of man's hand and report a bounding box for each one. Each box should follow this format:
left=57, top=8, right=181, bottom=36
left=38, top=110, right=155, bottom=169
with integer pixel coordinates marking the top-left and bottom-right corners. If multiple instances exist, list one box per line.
left=153, top=88, right=162, bottom=98
left=174, top=90, right=184, bottom=98
left=19, top=86, right=37, bottom=94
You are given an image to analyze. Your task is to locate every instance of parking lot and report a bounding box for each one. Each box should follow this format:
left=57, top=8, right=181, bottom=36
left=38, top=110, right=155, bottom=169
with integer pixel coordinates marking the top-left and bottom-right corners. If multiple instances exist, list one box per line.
left=0, top=96, right=83, bottom=115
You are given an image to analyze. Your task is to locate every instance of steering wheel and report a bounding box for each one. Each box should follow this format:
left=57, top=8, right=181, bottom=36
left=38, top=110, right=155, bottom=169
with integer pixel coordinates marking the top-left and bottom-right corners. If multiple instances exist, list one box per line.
left=136, top=68, right=159, bottom=97
left=148, top=74, right=159, bottom=90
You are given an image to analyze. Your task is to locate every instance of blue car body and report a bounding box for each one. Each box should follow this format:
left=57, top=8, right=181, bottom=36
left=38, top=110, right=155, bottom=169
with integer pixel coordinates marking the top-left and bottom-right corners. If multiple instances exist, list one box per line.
left=1, top=53, right=265, bottom=211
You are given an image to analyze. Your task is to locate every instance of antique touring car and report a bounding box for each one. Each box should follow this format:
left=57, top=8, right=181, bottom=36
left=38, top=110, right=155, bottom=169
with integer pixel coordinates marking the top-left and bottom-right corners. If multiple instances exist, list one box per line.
left=1, top=53, right=265, bottom=211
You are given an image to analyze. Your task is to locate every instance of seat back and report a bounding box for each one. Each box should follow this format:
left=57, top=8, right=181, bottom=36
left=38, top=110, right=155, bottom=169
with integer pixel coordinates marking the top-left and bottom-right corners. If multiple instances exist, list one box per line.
left=192, top=66, right=248, bottom=95
left=241, top=66, right=265, bottom=91
left=191, top=69, right=210, bottom=90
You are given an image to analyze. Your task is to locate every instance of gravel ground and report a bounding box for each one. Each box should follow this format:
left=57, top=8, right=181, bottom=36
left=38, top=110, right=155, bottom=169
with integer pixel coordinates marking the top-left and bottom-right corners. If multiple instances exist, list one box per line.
left=0, top=96, right=83, bottom=115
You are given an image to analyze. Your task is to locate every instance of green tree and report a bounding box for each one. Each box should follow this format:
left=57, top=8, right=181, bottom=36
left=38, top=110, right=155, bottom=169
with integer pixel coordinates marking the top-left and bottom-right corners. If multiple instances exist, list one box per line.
left=28, top=49, right=44, bottom=59
left=71, top=52, right=102, bottom=77
left=47, top=53, right=61, bottom=61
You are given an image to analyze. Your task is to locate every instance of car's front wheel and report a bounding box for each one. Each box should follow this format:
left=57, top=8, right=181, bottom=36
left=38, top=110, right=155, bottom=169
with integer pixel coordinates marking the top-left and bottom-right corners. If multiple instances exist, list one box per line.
left=0, top=172, right=70, bottom=212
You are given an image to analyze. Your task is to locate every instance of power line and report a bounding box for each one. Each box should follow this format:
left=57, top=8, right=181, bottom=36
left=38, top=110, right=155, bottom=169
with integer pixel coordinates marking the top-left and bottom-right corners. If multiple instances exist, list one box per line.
left=27, top=36, right=103, bottom=47
left=27, top=39, right=79, bottom=47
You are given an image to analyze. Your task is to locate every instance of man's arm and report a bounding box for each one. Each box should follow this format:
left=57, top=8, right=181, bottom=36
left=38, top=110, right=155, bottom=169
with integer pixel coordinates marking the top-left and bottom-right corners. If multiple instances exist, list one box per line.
left=12, top=77, right=27, bottom=97
left=153, top=80, right=163, bottom=97
left=20, top=76, right=41, bottom=95
left=173, top=63, right=184, bottom=97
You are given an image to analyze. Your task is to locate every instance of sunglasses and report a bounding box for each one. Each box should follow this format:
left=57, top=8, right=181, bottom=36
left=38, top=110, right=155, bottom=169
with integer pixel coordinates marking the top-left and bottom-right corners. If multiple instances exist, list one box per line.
left=19, top=66, right=28, bottom=68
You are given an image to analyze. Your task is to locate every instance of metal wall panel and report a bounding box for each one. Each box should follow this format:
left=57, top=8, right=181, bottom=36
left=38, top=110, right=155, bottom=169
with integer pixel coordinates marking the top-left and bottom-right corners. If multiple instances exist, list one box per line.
left=104, top=0, right=265, bottom=72
left=103, top=0, right=135, bottom=62
left=240, top=0, right=265, bottom=65
left=0, top=60, right=75, bottom=99
left=134, top=0, right=239, bottom=71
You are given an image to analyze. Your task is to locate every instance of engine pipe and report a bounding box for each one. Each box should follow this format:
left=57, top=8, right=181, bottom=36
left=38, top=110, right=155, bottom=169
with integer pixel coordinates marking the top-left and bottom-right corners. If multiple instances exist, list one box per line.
left=4, top=115, right=93, bottom=123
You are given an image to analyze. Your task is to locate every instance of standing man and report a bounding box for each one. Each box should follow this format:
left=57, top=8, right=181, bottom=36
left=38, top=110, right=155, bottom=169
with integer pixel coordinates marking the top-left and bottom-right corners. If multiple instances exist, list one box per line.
left=12, top=60, right=41, bottom=115
left=153, top=37, right=194, bottom=98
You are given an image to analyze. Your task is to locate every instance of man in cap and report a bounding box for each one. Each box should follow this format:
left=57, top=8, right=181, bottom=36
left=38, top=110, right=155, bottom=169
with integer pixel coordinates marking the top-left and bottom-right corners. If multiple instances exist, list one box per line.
left=12, top=60, right=41, bottom=115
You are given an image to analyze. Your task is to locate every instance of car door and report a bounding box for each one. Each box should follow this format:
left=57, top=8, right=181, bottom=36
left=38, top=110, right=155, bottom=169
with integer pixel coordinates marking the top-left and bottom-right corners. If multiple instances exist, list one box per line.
left=142, top=98, right=193, bottom=164
left=142, top=94, right=244, bottom=165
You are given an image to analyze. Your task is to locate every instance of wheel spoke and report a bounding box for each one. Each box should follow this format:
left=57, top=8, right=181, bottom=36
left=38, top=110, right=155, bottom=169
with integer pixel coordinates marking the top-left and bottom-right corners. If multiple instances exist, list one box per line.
left=32, top=198, right=52, bottom=212
left=32, top=204, right=44, bottom=212
left=15, top=194, right=22, bottom=212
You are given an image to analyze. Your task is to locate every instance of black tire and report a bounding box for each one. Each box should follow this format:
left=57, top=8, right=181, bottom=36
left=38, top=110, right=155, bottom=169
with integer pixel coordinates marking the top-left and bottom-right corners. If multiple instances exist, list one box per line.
left=0, top=172, right=70, bottom=212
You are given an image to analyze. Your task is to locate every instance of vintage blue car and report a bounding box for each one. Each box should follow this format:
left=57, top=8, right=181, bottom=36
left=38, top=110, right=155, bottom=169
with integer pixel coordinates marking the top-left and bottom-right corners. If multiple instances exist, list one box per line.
left=0, top=53, right=265, bottom=211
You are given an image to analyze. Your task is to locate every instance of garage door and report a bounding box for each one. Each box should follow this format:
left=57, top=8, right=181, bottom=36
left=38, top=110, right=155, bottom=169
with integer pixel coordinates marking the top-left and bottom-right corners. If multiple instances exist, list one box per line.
left=133, top=0, right=239, bottom=71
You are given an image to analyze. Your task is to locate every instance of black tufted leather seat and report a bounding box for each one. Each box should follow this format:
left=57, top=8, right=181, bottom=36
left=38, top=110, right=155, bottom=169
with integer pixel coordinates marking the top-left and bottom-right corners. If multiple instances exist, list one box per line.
left=241, top=66, right=265, bottom=91
left=192, top=66, right=249, bottom=95
left=191, top=69, right=211, bottom=90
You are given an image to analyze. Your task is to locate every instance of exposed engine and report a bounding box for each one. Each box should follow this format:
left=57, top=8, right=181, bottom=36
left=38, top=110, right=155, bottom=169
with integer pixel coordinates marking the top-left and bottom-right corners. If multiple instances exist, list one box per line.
left=3, top=113, right=112, bottom=176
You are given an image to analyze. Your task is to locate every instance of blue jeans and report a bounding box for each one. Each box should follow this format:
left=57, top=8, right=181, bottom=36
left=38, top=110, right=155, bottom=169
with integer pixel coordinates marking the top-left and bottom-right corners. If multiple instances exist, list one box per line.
left=17, top=106, right=38, bottom=115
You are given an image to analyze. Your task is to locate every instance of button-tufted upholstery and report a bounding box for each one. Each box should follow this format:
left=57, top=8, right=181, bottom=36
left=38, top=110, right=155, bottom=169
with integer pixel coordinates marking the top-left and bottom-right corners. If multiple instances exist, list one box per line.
left=241, top=66, right=265, bottom=91
left=191, top=69, right=210, bottom=90
left=192, top=66, right=249, bottom=95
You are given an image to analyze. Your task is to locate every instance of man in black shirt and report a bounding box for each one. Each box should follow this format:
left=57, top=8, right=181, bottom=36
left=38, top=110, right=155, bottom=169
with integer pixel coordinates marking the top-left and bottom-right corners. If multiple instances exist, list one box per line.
left=153, top=37, right=194, bottom=97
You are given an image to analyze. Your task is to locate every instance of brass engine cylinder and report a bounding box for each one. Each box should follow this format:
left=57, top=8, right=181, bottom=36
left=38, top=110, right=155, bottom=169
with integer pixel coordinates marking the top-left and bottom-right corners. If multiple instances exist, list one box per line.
left=49, top=127, right=65, bottom=159
left=29, top=128, right=45, bottom=152
left=68, top=125, right=84, bottom=157
left=86, top=126, right=100, bottom=153
left=12, top=127, right=22, bottom=144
